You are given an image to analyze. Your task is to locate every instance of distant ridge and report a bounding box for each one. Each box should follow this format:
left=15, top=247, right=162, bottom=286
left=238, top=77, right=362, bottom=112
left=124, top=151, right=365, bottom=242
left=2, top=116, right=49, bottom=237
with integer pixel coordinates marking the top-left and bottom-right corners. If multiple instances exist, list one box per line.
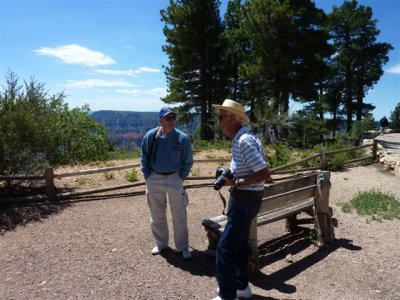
left=91, top=110, right=199, bottom=150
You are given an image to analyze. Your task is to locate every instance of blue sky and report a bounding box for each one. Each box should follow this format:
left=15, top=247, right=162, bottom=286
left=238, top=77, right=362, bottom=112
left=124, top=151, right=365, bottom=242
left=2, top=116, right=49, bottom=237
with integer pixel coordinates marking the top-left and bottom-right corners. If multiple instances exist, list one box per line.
left=1, top=0, right=399, bottom=120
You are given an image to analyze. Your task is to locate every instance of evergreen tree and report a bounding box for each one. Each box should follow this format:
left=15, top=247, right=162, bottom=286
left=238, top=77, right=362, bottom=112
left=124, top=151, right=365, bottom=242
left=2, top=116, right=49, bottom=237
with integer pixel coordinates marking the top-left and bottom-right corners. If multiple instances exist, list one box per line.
left=221, top=0, right=247, bottom=102
left=239, top=0, right=331, bottom=120
left=389, top=102, right=400, bottom=131
left=326, top=0, right=392, bottom=132
left=161, top=0, right=225, bottom=140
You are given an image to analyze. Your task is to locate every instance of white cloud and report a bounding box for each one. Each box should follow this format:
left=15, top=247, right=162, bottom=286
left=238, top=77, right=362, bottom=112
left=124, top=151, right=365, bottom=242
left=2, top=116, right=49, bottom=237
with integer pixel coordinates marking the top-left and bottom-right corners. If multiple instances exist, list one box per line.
left=35, top=44, right=115, bottom=67
left=66, top=79, right=135, bottom=89
left=95, top=67, right=160, bottom=77
left=117, top=87, right=166, bottom=97
left=386, top=64, right=400, bottom=74
left=136, top=67, right=160, bottom=73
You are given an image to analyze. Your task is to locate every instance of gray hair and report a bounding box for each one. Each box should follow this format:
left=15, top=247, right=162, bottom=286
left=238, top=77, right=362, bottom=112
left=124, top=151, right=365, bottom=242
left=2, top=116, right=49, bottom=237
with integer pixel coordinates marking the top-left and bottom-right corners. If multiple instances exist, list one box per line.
left=234, top=115, right=247, bottom=126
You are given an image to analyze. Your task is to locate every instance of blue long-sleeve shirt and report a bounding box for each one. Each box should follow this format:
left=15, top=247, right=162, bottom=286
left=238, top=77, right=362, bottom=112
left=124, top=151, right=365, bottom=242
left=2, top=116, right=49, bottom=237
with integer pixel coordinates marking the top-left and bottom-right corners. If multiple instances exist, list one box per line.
left=141, top=127, right=193, bottom=180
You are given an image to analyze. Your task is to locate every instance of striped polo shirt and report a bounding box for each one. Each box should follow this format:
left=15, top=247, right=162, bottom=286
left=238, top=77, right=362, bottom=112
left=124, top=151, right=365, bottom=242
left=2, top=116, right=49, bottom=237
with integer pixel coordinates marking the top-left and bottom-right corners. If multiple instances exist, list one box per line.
left=230, top=126, right=267, bottom=191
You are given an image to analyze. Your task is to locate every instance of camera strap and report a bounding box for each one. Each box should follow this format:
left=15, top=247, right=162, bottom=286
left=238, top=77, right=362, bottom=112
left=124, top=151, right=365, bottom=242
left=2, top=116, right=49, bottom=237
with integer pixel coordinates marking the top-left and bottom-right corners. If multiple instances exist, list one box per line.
left=218, top=190, right=227, bottom=215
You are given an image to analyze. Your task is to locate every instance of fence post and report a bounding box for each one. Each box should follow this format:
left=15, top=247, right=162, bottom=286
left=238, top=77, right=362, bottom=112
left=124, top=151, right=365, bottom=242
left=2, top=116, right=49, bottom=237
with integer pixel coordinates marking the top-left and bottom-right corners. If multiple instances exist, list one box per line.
left=45, top=168, right=56, bottom=202
left=372, top=139, right=378, bottom=161
left=320, top=149, right=326, bottom=168
left=314, top=171, right=335, bottom=244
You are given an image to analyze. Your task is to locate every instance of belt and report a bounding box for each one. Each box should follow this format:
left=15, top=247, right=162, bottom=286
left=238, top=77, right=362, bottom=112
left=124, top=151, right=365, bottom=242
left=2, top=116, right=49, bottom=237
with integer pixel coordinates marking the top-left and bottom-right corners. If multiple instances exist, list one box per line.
left=154, top=171, right=176, bottom=175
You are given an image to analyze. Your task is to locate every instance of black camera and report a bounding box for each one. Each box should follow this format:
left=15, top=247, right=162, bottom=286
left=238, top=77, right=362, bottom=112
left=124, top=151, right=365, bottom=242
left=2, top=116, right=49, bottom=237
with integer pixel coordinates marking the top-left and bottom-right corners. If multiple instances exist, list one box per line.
left=213, top=167, right=235, bottom=191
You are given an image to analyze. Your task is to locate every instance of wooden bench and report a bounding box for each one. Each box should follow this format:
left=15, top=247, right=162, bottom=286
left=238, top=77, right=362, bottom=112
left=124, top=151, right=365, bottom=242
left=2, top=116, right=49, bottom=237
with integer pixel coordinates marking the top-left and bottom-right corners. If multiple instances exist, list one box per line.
left=202, top=171, right=336, bottom=276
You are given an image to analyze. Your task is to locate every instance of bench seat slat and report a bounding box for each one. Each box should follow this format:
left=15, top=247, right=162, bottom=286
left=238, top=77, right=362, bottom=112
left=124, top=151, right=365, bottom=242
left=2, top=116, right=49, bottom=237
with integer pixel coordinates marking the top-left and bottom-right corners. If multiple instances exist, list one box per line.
left=202, top=198, right=315, bottom=235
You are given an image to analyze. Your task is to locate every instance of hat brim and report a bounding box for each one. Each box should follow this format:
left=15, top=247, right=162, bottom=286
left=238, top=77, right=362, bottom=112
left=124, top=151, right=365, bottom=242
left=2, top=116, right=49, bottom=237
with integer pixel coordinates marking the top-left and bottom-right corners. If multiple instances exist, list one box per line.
left=212, top=104, right=250, bottom=124
left=160, top=111, right=175, bottom=117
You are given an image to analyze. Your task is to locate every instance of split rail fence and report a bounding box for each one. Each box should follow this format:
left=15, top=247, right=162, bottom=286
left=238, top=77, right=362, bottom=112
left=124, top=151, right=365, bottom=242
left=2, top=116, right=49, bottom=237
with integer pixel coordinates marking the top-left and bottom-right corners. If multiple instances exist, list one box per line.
left=0, top=140, right=378, bottom=204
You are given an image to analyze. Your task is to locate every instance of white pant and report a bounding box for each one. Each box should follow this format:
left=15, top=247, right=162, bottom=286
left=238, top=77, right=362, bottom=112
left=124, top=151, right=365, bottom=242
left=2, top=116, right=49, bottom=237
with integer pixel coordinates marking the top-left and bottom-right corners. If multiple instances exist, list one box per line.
left=146, top=172, right=189, bottom=251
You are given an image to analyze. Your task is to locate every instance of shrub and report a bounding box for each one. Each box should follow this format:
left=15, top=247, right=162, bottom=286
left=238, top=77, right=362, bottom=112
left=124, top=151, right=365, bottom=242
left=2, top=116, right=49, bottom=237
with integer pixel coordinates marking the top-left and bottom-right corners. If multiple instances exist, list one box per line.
left=267, top=143, right=292, bottom=168
left=125, top=169, right=138, bottom=182
left=342, top=189, right=400, bottom=220
left=328, top=153, right=347, bottom=171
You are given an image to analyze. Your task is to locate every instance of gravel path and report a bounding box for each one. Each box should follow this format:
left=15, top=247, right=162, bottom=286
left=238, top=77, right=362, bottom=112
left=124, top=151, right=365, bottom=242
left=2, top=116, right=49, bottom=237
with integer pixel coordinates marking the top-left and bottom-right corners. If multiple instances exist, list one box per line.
left=1, top=164, right=400, bottom=300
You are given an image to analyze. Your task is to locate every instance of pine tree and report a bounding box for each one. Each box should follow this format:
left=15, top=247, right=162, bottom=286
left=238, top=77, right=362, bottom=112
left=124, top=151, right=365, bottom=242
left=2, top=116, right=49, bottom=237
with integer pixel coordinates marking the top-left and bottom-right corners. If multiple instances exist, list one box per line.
left=161, top=0, right=225, bottom=140
left=326, top=0, right=392, bottom=132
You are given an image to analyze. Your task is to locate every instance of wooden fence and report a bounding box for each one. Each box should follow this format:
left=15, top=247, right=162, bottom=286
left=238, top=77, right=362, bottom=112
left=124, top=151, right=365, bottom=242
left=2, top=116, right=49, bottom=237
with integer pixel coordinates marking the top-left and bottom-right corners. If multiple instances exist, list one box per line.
left=0, top=140, right=378, bottom=204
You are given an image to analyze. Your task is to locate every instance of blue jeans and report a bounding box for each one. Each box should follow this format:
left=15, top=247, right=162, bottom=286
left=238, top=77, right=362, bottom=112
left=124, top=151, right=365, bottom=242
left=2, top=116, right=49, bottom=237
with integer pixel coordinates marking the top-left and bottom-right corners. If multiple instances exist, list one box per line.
left=216, top=189, right=263, bottom=300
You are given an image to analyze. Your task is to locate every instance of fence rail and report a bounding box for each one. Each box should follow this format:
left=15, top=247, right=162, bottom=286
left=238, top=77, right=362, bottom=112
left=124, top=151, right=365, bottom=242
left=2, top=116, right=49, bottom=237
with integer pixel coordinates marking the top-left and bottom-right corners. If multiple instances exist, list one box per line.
left=0, top=140, right=378, bottom=203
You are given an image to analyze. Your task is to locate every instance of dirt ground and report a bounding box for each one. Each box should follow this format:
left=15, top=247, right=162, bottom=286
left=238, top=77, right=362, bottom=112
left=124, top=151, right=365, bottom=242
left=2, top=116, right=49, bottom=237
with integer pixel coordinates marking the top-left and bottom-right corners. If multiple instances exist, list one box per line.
left=1, top=156, right=400, bottom=300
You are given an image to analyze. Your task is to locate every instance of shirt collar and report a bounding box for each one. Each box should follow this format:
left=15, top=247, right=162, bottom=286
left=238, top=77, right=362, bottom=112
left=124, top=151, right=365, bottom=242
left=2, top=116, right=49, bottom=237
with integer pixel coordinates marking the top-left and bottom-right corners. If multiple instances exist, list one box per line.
left=233, top=126, right=249, bottom=142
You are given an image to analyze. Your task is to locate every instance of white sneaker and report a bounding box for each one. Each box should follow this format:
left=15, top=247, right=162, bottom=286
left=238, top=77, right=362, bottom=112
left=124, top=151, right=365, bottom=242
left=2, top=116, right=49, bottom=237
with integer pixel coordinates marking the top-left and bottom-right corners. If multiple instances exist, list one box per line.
left=237, top=286, right=252, bottom=298
left=151, top=246, right=166, bottom=255
left=217, top=286, right=252, bottom=299
left=182, top=249, right=192, bottom=260
left=211, top=297, right=239, bottom=300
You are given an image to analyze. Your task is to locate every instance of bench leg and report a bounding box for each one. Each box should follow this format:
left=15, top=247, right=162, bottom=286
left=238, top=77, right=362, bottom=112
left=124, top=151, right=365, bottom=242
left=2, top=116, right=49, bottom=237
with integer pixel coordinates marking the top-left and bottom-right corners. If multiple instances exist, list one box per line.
left=207, top=231, right=219, bottom=250
left=285, top=214, right=298, bottom=232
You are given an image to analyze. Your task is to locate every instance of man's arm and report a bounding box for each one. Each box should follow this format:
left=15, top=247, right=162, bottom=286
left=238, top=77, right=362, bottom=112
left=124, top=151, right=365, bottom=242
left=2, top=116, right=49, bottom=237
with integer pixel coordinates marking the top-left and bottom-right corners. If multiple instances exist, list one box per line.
left=179, top=136, right=194, bottom=180
left=140, top=133, right=151, bottom=179
left=225, top=167, right=270, bottom=187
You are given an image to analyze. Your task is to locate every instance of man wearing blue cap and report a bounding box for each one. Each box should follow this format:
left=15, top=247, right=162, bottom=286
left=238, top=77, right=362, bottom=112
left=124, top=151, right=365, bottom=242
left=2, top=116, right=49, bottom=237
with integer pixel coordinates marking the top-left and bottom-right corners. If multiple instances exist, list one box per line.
left=141, top=107, right=193, bottom=259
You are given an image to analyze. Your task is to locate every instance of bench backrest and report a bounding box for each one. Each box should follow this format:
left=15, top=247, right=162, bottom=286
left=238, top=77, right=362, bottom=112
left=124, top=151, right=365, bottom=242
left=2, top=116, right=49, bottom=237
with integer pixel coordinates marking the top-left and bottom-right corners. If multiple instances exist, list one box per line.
left=260, top=173, right=317, bottom=214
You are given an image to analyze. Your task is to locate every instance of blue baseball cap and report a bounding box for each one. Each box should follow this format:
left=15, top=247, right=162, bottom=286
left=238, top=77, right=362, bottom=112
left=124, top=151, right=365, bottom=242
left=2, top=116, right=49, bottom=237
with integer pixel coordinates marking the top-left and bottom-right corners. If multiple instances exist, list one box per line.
left=159, top=107, right=175, bottom=118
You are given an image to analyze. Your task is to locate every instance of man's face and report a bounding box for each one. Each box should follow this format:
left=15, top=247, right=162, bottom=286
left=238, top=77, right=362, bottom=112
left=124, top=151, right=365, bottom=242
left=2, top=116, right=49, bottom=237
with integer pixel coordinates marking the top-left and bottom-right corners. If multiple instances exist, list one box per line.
left=160, top=113, right=176, bottom=133
left=218, top=109, right=234, bottom=135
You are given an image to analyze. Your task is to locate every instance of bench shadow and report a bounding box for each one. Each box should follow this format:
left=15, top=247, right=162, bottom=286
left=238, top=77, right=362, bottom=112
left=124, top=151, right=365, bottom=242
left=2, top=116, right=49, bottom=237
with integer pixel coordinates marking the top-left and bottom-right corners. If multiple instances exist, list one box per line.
left=252, top=227, right=362, bottom=295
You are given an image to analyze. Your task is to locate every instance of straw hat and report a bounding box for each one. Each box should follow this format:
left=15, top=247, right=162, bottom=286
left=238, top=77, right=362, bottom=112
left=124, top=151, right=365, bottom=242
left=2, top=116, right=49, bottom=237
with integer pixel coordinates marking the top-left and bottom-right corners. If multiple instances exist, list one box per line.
left=212, top=99, right=250, bottom=125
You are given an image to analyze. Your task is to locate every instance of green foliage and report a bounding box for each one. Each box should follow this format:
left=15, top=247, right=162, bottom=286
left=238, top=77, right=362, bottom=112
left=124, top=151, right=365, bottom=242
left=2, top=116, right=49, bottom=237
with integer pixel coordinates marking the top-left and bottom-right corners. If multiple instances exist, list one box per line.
left=380, top=164, right=391, bottom=173
left=192, top=140, right=231, bottom=153
left=190, top=167, right=200, bottom=177
left=103, top=172, right=115, bottom=180
left=267, top=143, right=292, bottom=168
left=341, top=202, right=352, bottom=213
left=56, top=104, right=111, bottom=163
left=389, top=102, right=400, bottom=131
left=0, top=71, right=64, bottom=174
left=239, top=0, right=331, bottom=119
left=348, top=113, right=376, bottom=144
left=342, top=189, right=400, bottom=221
left=288, top=108, right=329, bottom=148
left=125, top=169, right=138, bottom=182
left=326, top=0, right=392, bottom=130
left=75, top=177, right=92, bottom=185
left=307, top=230, right=318, bottom=246
left=111, top=149, right=141, bottom=160
left=161, top=0, right=225, bottom=140
left=329, top=153, right=347, bottom=171
left=0, top=71, right=111, bottom=175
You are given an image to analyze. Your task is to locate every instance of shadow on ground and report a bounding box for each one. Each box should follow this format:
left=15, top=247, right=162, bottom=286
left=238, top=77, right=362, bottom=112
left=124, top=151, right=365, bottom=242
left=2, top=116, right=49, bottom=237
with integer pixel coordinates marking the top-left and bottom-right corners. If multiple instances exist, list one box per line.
left=156, top=225, right=361, bottom=298
left=0, top=189, right=137, bottom=234
left=252, top=228, right=362, bottom=295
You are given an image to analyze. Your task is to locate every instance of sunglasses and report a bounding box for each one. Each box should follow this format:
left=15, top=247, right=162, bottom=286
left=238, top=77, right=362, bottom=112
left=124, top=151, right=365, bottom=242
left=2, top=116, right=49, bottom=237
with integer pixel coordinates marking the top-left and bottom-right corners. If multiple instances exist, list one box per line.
left=165, top=115, right=176, bottom=121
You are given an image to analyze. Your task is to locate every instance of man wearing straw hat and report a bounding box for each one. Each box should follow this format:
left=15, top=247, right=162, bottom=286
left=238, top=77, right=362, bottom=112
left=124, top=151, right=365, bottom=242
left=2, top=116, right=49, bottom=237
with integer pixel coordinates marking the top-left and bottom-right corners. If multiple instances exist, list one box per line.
left=211, top=99, right=271, bottom=300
